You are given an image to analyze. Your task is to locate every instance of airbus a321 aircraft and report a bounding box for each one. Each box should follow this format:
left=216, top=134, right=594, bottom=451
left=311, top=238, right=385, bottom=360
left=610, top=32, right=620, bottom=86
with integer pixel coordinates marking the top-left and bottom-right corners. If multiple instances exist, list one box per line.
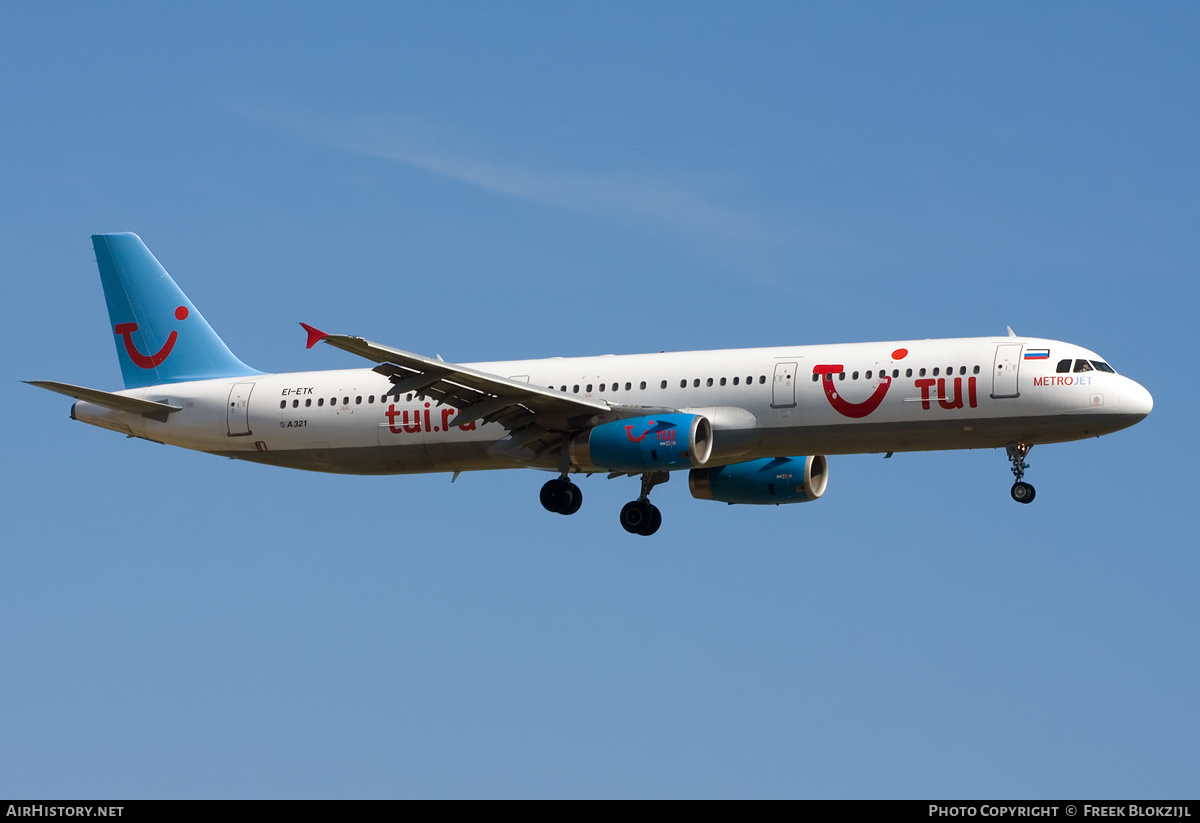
left=29, top=234, right=1153, bottom=535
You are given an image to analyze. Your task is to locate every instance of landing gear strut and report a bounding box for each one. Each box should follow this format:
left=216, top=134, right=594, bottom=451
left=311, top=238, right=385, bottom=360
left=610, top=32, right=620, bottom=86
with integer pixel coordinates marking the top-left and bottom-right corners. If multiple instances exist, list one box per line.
left=542, top=441, right=583, bottom=516
left=620, top=472, right=668, bottom=536
left=540, top=477, right=583, bottom=515
left=1006, top=442, right=1036, bottom=504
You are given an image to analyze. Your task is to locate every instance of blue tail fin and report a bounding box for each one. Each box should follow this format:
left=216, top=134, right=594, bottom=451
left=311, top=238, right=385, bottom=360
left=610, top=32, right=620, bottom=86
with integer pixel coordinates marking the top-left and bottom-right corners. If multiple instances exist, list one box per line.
left=93, top=233, right=260, bottom=389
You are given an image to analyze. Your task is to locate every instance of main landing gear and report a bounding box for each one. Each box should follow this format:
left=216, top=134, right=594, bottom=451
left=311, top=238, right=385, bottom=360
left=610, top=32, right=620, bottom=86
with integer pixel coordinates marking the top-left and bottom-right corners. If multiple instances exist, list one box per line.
left=539, top=470, right=668, bottom=536
left=620, top=472, right=668, bottom=536
left=1006, top=442, right=1035, bottom=504
left=540, top=477, right=583, bottom=515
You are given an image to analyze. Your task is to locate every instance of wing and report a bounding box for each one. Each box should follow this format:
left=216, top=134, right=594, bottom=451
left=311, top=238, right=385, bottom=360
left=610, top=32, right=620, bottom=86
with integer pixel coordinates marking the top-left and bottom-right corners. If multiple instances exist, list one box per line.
left=301, top=324, right=662, bottom=464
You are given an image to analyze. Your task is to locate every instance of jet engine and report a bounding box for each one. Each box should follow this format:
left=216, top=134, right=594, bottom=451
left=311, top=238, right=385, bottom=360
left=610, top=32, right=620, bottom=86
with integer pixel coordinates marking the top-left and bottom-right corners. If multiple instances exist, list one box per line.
left=689, top=455, right=828, bottom=505
left=571, top=413, right=713, bottom=472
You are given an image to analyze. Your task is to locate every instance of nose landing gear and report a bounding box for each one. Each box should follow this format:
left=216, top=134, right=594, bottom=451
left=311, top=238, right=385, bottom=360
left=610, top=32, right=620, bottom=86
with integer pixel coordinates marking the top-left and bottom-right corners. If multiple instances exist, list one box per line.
left=620, top=471, right=668, bottom=536
left=1006, top=442, right=1035, bottom=504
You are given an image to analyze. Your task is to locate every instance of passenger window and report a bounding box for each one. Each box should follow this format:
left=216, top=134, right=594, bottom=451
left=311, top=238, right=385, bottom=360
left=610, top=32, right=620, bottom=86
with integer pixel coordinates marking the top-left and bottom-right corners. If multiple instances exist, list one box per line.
left=573, top=385, right=580, bottom=393
left=343, top=397, right=349, bottom=406
left=905, top=369, right=912, bottom=378
left=1074, top=359, right=1094, bottom=373
left=599, top=384, right=605, bottom=392
left=355, top=396, right=362, bottom=405
left=318, top=398, right=325, bottom=407
left=933, top=367, right=939, bottom=376
left=305, top=399, right=312, bottom=407
left=279, top=400, right=286, bottom=409
left=838, top=372, right=846, bottom=381
left=959, top=367, right=966, bottom=375
left=292, top=399, right=299, bottom=408
left=759, top=375, right=766, bottom=384
left=919, top=368, right=926, bottom=377
left=866, top=370, right=872, bottom=379
left=627, top=382, right=633, bottom=390
left=811, top=374, right=819, bottom=383
left=660, top=380, right=667, bottom=389
left=852, top=371, right=859, bottom=380
left=973, top=365, right=980, bottom=374
left=368, top=395, right=374, bottom=404
left=694, top=379, right=701, bottom=388
left=706, top=378, right=713, bottom=387
left=680, top=379, right=687, bottom=389
left=586, top=384, right=593, bottom=393
left=892, top=369, right=899, bottom=378
left=720, top=377, right=726, bottom=386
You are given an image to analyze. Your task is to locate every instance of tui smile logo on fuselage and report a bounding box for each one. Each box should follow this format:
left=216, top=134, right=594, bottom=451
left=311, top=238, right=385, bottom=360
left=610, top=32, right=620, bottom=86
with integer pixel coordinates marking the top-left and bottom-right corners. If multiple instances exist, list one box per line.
left=812, top=348, right=908, bottom=418
left=114, top=306, right=188, bottom=369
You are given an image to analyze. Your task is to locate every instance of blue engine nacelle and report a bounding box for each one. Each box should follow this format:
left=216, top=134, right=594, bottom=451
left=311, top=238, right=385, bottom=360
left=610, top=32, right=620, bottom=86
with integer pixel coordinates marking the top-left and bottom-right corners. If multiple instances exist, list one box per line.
left=689, top=455, right=829, bottom=505
left=571, top=413, right=713, bottom=472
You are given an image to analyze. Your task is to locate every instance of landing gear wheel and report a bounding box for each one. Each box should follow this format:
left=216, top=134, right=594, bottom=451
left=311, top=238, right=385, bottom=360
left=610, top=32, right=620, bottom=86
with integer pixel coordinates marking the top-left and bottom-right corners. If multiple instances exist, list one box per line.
left=1005, top=443, right=1035, bottom=504
left=620, top=500, right=650, bottom=534
left=620, top=500, right=662, bottom=536
left=540, top=478, right=582, bottom=515
left=1011, top=481, right=1036, bottom=504
left=562, top=484, right=583, bottom=515
left=645, top=504, right=662, bottom=536
left=540, top=478, right=568, bottom=512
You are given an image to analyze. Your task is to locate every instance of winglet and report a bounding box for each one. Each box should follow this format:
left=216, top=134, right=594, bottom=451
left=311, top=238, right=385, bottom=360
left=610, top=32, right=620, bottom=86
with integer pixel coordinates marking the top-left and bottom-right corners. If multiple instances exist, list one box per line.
left=300, top=322, right=328, bottom=349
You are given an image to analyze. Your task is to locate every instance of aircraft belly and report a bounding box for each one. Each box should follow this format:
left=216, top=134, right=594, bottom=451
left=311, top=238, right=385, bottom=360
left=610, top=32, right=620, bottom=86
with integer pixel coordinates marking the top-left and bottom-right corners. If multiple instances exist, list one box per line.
left=393, top=439, right=524, bottom=472
left=221, top=443, right=394, bottom=474
left=750, top=411, right=1136, bottom=457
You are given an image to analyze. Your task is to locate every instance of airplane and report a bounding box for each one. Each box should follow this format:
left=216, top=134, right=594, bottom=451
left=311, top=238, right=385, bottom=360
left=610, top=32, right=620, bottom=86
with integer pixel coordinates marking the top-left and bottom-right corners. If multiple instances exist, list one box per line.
left=28, top=233, right=1154, bottom=535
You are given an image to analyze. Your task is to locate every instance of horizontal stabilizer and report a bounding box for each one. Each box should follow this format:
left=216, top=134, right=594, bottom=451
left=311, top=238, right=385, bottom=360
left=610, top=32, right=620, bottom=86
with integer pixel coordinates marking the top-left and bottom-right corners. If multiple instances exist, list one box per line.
left=25, top=380, right=182, bottom=417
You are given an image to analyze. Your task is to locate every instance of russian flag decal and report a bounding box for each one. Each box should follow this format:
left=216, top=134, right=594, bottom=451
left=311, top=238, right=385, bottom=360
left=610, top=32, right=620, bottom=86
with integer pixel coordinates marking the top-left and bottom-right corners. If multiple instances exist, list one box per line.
left=1024, top=349, right=1050, bottom=360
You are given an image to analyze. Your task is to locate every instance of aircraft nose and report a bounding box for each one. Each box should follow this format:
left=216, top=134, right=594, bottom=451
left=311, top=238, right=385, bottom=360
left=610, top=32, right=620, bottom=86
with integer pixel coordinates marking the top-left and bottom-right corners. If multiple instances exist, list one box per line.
left=1121, top=379, right=1154, bottom=421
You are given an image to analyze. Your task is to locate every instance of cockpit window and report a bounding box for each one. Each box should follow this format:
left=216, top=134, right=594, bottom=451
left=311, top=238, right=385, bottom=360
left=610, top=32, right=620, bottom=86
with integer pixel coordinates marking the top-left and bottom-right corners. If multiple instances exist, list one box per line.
left=1056, top=359, right=1072, bottom=373
left=1073, top=359, right=1094, bottom=373
left=1091, top=360, right=1116, bottom=374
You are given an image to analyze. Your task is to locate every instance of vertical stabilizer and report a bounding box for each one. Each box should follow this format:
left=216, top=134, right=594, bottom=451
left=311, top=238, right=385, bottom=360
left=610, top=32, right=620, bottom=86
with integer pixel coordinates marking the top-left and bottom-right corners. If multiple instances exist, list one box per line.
left=92, top=233, right=260, bottom=389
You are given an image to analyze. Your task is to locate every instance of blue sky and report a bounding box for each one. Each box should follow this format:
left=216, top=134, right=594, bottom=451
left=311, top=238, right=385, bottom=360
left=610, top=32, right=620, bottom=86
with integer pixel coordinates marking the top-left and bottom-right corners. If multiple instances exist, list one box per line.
left=2, top=2, right=1197, bottom=798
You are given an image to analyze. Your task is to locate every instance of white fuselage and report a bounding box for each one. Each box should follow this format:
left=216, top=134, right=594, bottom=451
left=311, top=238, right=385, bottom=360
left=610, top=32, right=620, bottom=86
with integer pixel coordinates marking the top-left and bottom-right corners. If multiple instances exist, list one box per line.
left=71, top=335, right=1153, bottom=475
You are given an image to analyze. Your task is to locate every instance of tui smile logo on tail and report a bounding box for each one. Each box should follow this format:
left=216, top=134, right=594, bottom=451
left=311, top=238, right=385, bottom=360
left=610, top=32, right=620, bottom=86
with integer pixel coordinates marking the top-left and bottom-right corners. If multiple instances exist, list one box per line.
left=114, top=306, right=188, bottom=369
